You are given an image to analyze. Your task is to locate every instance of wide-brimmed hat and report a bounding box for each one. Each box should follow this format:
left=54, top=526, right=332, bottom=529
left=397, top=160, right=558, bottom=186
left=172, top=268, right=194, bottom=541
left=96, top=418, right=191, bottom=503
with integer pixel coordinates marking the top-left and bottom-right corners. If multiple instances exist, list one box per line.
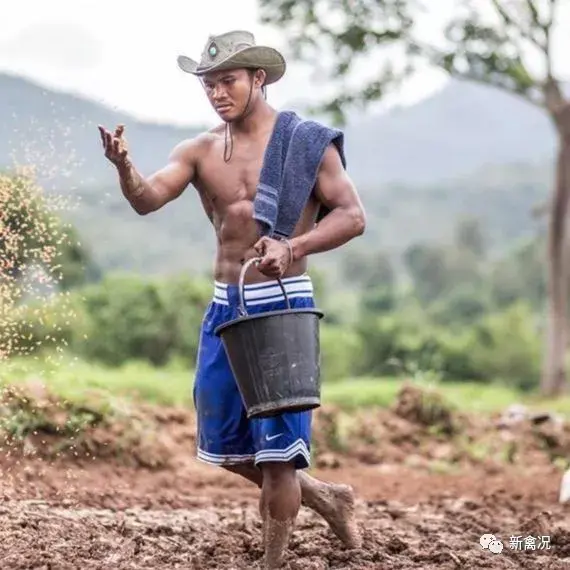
left=177, top=30, right=286, bottom=85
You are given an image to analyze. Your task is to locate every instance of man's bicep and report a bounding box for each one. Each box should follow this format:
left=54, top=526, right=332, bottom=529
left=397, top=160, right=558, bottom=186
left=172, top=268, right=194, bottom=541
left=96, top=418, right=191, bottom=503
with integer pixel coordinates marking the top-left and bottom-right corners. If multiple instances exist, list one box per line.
left=149, top=139, right=198, bottom=203
left=314, top=144, right=363, bottom=209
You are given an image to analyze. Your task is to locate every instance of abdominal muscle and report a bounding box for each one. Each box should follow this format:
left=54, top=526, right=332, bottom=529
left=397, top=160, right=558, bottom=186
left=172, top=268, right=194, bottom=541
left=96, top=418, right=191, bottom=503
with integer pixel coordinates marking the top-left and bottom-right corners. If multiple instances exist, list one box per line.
left=212, top=198, right=315, bottom=285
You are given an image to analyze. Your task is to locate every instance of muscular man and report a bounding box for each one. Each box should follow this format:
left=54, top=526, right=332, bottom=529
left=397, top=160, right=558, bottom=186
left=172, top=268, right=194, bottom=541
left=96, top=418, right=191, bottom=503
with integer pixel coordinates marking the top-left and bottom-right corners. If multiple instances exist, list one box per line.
left=99, top=30, right=366, bottom=569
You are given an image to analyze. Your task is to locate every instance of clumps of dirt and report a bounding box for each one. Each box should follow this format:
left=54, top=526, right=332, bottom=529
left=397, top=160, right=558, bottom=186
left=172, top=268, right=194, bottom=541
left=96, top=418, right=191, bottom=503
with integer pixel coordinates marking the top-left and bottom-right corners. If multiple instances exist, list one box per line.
left=311, top=383, right=464, bottom=469
left=529, top=419, right=570, bottom=465
left=2, top=378, right=570, bottom=476
left=2, top=494, right=569, bottom=569
left=0, top=380, right=196, bottom=469
left=311, top=383, right=570, bottom=474
left=392, top=382, right=459, bottom=436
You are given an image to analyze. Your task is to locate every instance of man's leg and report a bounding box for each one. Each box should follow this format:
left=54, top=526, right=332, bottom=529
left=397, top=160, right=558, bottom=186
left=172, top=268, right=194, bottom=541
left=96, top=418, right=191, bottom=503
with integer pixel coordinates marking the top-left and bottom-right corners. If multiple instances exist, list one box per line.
left=258, top=461, right=301, bottom=569
left=223, top=463, right=361, bottom=549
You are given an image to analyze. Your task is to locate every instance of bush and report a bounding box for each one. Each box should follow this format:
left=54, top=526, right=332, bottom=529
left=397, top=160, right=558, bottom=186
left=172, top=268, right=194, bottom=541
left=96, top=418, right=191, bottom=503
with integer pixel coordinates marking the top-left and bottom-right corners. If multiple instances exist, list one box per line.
left=355, top=311, right=443, bottom=376
left=70, top=273, right=211, bottom=367
left=73, top=274, right=173, bottom=366
left=157, top=275, right=211, bottom=364
left=319, top=324, right=363, bottom=382
left=463, top=301, right=541, bottom=391
left=355, top=301, right=541, bottom=389
left=428, top=284, right=490, bottom=326
left=10, top=266, right=543, bottom=392
left=360, top=286, right=396, bottom=315
left=7, top=292, right=86, bottom=358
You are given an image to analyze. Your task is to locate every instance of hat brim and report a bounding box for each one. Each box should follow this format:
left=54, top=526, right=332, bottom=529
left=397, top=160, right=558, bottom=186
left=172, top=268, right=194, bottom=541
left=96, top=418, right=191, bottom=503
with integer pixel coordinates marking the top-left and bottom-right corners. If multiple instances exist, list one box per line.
left=177, top=45, right=286, bottom=85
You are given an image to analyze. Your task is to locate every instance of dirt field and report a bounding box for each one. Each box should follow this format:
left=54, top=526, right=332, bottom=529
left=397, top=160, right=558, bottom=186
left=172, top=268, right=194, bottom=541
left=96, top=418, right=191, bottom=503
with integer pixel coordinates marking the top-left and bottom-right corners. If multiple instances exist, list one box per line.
left=2, top=384, right=570, bottom=569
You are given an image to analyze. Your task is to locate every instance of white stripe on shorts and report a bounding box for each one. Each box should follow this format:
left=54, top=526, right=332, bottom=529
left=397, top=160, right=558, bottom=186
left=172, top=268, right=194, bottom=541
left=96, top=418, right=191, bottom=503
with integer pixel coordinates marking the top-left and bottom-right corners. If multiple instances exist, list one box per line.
left=254, top=439, right=311, bottom=467
left=213, top=274, right=313, bottom=306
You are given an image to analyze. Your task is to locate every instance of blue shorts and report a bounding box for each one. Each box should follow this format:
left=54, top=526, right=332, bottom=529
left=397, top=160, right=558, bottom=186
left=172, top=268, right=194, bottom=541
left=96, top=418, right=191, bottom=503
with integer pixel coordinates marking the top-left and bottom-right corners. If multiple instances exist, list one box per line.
left=193, top=274, right=315, bottom=470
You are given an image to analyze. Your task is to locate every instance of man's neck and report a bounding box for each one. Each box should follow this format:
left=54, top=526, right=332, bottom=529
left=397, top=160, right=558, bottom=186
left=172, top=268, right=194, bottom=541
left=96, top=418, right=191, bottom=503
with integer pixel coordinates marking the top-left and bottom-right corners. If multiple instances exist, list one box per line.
left=230, top=101, right=277, bottom=135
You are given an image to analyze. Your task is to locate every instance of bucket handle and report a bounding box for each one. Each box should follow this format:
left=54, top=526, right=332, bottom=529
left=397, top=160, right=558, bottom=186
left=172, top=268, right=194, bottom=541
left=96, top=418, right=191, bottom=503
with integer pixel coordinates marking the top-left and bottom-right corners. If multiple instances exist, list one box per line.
left=238, top=257, right=291, bottom=316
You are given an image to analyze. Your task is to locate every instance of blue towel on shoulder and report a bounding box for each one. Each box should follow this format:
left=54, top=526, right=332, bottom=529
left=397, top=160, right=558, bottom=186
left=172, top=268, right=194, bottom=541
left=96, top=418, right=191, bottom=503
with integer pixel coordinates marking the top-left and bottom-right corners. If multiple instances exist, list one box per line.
left=254, top=110, right=346, bottom=239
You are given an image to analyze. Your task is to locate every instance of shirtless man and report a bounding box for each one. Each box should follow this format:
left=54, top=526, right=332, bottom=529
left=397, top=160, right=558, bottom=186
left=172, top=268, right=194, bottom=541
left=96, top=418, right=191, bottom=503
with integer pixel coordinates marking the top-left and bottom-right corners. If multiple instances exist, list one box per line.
left=98, top=31, right=366, bottom=569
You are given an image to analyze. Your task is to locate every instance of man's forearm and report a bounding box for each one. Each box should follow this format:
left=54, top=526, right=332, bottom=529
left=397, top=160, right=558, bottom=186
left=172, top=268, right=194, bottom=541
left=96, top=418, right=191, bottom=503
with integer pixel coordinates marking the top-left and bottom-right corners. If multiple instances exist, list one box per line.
left=289, top=206, right=365, bottom=260
left=118, top=162, right=159, bottom=215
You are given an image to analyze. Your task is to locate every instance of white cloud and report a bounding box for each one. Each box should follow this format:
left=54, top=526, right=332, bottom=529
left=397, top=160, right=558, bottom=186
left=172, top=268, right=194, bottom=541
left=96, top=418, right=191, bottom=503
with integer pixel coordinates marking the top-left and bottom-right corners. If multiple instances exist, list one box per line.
left=0, top=21, right=102, bottom=69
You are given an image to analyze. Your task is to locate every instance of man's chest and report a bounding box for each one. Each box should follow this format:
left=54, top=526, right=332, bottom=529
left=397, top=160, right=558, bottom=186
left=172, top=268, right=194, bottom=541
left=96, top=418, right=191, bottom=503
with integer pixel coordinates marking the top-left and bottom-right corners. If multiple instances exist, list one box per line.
left=198, top=144, right=267, bottom=207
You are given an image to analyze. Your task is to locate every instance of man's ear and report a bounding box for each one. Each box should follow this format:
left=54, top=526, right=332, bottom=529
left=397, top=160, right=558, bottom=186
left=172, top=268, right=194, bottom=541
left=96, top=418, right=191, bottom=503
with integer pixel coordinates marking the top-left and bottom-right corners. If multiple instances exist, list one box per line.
left=255, top=69, right=267, bottom=88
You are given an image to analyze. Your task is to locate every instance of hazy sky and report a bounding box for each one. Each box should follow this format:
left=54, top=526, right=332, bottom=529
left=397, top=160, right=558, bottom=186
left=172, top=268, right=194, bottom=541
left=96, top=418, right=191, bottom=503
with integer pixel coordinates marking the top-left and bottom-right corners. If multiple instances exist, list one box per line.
left=0, top=0, right=568, bottom=127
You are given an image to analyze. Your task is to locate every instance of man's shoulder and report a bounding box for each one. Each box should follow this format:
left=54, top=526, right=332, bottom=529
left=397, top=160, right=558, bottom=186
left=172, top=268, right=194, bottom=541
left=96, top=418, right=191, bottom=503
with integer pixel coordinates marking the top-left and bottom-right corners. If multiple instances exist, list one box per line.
left=170, top=129, right=221, bottom=159
left=184, top=127, right=223, bottom=147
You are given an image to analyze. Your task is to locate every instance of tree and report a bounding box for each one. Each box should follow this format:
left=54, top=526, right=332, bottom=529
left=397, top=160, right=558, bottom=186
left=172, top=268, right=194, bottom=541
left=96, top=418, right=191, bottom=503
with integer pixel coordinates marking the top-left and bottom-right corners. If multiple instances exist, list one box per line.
left=454, top=216, right=487, bottom=259
left=1, top=171, right=100, bottom=359
left=489, top=236, right=546, bottom=309
left=0, top=171, right=98, bottom=292
left=260, top=0, right=569, bottom=395
left=56, top=224, right=101, bottom=291
left=404, top=243, right=449, bottom=304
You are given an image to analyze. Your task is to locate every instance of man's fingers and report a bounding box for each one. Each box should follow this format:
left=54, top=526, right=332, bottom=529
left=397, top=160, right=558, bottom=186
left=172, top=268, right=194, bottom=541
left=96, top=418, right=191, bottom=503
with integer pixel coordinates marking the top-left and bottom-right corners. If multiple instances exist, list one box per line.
left=258, top=266, right=280, bottom=279
left=253, top=238, right=267, bottom=255
left=257, top=257, right=270, bottom=270
left=257, top=256, right=281, bottom=276
left=99, top=124, right=129, bottom=167
left=98, top=126, right=107, bottom=148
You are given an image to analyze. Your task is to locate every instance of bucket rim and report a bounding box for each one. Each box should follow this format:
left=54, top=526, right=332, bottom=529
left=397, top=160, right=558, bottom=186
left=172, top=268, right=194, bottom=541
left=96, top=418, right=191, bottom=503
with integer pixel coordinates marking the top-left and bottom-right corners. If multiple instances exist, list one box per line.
left=214, top=307, right=324, bottom=337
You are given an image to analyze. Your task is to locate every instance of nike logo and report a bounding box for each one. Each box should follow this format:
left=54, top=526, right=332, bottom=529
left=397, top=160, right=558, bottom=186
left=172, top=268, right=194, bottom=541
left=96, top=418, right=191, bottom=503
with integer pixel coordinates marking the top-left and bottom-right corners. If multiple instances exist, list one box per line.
left=265, top=433, right=283, bottom=442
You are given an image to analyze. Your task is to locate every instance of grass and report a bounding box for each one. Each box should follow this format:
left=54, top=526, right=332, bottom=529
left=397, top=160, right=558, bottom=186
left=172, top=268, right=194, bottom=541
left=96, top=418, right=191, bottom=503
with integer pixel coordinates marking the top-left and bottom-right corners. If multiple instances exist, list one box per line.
left=0, top=354, right=193, bottom=408
left=3, top=352, right=570, bottom=416
left=324, top=376, right=570, bottom=415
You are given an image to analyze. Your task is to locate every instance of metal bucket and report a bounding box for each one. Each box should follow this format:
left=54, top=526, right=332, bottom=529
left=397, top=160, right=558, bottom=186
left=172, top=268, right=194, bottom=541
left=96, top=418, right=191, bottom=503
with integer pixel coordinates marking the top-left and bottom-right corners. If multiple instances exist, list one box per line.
left=214, top=258, right=324, bottom=419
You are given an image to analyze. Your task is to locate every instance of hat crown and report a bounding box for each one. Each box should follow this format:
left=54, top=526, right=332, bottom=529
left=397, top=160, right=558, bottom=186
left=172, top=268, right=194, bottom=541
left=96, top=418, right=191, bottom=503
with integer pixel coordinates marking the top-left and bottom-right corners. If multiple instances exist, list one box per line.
left=199, top=30, right=256, bottom=67
left=177, top=29, right=285, bottom=85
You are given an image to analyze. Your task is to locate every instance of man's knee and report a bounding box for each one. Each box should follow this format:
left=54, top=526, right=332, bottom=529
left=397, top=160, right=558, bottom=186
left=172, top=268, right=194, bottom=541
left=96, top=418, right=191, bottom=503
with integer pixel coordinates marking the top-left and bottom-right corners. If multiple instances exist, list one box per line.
left=260, top=461, right=301, bottom=519
left=260, top=461, right=297, bottom=486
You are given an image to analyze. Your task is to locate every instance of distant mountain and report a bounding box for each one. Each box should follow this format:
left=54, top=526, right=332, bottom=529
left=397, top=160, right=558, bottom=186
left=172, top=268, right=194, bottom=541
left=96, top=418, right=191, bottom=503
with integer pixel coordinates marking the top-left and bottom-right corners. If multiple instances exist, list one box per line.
left=343, top=80, right=557, bottom=185
left=0, top=72, right=559, bottom=187
left=0, top=72, right=556, bottom=276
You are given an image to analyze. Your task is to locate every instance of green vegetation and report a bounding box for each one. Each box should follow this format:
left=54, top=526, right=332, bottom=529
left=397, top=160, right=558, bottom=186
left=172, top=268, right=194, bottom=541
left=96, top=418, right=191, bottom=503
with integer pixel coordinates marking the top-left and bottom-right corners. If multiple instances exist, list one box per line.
left=3, top=355, right=570, bottom=417
left=0, top=171, right=99, bottom=292
left=0, top=174, right=564, bottom=467
left=0, top=171, right=553, bottom=406
left=8, top=264, right=546, bottom=393
left=1, top=355, right=193, bottom=408
left=324, top=376, right=570, bottom=415
left=259, top=0, right=569, bottom=397
left=2, top=5, right=568, bottom=476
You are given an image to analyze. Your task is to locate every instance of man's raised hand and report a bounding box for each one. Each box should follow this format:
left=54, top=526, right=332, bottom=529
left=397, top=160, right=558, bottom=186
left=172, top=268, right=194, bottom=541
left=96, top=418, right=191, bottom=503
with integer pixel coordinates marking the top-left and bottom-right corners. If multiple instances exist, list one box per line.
left=98, top=124, right=130, bottom=168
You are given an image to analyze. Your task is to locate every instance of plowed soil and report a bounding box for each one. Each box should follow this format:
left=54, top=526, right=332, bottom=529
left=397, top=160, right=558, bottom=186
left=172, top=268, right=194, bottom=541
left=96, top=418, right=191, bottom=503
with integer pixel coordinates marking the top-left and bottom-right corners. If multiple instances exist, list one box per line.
left=2, top=382, right=570, bottom=569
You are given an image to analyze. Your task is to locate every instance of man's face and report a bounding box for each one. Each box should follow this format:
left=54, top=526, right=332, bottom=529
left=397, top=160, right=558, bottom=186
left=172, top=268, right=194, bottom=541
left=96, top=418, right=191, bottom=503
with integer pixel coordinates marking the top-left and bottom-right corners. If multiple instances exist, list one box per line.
left=202, top=69, right=260, bottom=121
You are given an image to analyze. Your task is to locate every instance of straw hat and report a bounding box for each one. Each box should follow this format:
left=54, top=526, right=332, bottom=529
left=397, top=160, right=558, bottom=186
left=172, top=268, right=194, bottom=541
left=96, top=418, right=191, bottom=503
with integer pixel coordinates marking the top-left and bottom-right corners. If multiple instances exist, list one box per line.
left=177, top=30, right=286, bottom=85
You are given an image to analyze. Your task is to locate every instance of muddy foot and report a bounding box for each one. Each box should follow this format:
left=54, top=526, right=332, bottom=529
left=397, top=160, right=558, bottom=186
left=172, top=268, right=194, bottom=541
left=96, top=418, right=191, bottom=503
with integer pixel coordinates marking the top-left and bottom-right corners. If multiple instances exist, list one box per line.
left=322, top=484, right=362, bottom=549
